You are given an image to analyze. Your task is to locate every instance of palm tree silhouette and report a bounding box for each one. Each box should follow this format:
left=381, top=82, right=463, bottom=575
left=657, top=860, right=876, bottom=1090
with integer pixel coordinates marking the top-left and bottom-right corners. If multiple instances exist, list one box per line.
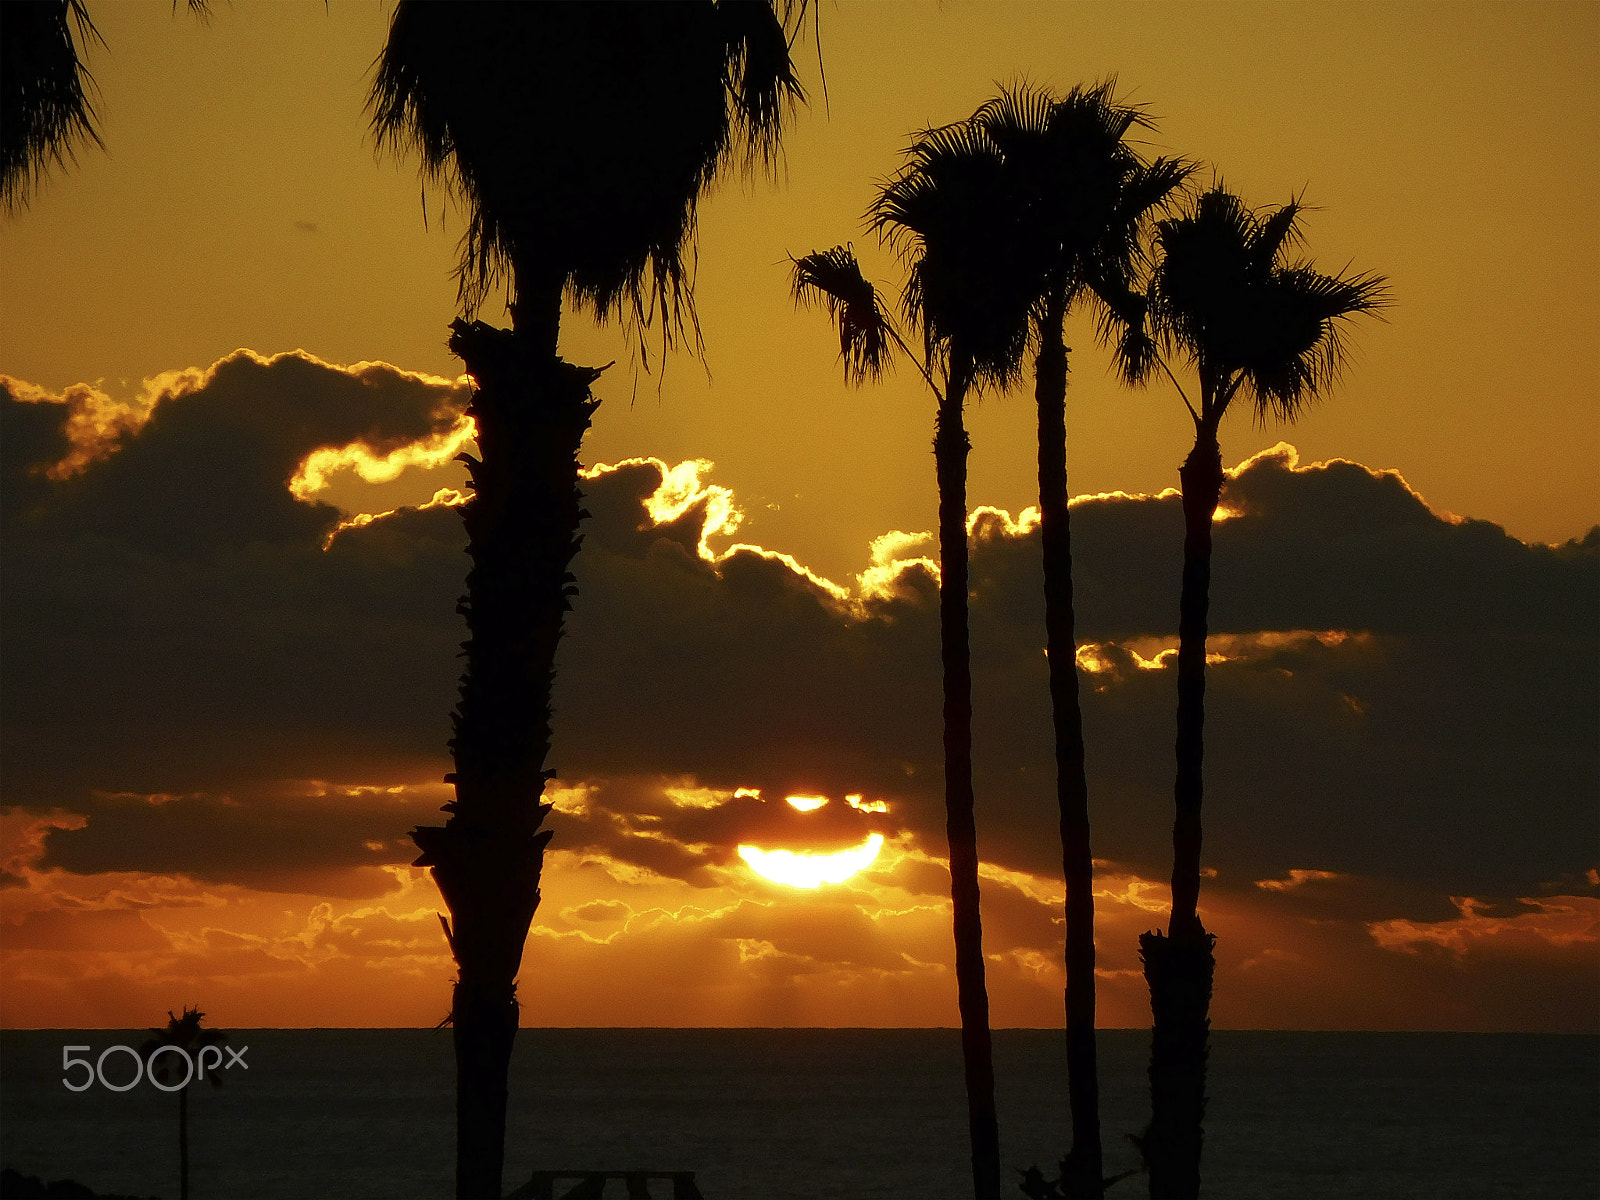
left=1, top=0, right=209, bottom=215
left=1132, top=186, right=1387, bottom=1200
left=369, top=6, right=805, bottom=1197
left=140, top=1006, right=227, bottom=1200
left=793, top=112, right=1039, bottom=1200
left=970, top=83, right=1188, bottom=1200
left=1, top=0, right=102, bottom=214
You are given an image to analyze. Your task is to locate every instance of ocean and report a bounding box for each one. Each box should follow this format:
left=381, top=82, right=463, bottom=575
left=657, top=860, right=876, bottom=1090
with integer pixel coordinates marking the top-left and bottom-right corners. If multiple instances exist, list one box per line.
left=1, top=1029, right=1595, bottom=1199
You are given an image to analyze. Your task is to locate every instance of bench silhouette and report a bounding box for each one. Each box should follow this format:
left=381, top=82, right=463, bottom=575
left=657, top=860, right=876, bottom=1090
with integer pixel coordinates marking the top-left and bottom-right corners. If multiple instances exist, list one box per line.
left=506, top=1171, right=703, bottom=1199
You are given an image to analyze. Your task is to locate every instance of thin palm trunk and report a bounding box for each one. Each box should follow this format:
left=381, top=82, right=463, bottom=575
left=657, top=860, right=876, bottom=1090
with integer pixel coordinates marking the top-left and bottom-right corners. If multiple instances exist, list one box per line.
left=936, top=346, right=1001, bottom=1200
left=1034, top=297, right=1103, bottom=1199
left=414, top=269, right=602, bottom=1200
left=179, top=1087, right=188, bottom=1200
left=1140, top=421, right=1221, bottom=1200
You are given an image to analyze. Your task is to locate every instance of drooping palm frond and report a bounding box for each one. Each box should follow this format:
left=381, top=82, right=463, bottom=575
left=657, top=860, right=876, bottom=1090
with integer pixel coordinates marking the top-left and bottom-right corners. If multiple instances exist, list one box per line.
left=1, top=0, right=104, bottom=215
left=369, top=1, right=806, bottom=344
left=1147, top=186, right=1390, bottom=420
left=790, top=245, right=894, bottom=386
left=718, top=0, right=804, bottom=171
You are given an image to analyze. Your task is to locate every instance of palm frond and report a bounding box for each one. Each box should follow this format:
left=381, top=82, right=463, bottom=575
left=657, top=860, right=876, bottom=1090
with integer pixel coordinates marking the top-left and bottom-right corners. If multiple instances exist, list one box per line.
left=1, top=0, right=105, bottom=215
left=718, top=0, right=805, bottom=172
left=1244, top=264, right=1390, bottom=417
left=970, top=82, right=1057, bottom=149
left=1250, top=195, right=1306, bottom=269
left=1082, top=273, right=1156, bottom=385
left=790, top=246, right=893, bottom=386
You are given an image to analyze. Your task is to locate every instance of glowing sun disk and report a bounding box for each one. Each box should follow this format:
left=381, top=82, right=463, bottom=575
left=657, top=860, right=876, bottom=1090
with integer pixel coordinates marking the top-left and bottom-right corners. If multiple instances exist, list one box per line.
left=738, top=834, right=885, bottom=889
left=785, top=795, right=827, bottom=812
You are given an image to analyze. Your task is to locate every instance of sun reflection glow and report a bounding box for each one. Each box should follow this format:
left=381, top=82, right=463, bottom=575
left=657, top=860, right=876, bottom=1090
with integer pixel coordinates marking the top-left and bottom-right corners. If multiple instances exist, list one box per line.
left=738, top=834, right=885, bottom=888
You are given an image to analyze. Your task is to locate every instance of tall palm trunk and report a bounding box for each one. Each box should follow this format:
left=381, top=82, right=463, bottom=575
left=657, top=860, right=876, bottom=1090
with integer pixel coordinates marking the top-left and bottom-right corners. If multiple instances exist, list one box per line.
left=936, top=346, right=1001, bottom=1200
left=413, top=267, right=602, bottom=1200
left=1034, top=296, right=1103, bottom=1199
left=178, top=1087, right=188, bottom=1200
left=1139, top=421, right=1222, bottom=1200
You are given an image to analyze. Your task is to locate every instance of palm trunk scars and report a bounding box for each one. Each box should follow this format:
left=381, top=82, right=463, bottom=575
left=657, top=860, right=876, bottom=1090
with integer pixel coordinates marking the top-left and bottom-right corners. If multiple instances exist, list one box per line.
left=935, top=365, right=1001, bottom=1200
left=412, top=317, right=601, bottom=1200
left=1142, top=429, right=1222, bottom=1200
left=1035, top=317, right=1103, bottom=1199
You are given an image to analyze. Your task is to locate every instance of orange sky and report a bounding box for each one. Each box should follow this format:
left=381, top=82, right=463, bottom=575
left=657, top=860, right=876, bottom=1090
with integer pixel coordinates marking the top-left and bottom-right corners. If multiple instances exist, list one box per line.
left=1, top=3, right=1597, bottom=1031
left=0, top=1, right=1595, bottom=579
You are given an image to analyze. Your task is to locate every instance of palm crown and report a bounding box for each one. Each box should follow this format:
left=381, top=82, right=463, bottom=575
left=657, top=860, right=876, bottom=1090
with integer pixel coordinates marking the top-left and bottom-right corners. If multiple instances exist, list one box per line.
left=140, top=1005, right=227, bottom=1088
left=869, top=115, right=1039, bottom=390
left=972, top=82, right=1189, bottom=329
left=1144, top=187, right=1389, bottom=420
left=369, top=1, right=805, bottom=339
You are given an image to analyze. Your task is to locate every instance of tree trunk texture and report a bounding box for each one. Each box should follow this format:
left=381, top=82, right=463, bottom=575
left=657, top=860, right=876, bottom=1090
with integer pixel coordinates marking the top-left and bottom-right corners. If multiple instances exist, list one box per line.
left=411, top=313, right=601, bottom=1200
left=935, top=352, right=1001, bottom=1200
left=1141, top=428, right=1223, bottom=1200
left=1034, top=310, right=1103, bottom=1200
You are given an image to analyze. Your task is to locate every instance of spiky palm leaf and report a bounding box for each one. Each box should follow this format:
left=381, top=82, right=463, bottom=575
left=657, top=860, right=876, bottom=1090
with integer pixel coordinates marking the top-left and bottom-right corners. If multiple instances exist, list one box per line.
left=0, top=0, right=103, bottom=214
left=369, top=1, right=805, bottom=338
left=1148, top=187, right=1389, bottom=420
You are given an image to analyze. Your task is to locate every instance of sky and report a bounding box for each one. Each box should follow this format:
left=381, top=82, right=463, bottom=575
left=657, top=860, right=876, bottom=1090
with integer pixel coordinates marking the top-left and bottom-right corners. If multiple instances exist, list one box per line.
left=0, top=2, right=1596, bottom=1032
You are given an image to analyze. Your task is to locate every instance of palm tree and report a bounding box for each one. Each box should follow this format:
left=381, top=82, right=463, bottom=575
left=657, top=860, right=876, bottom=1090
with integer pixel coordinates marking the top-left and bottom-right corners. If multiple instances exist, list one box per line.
left=972, top=83, right=1188, bottom=1200
left=1, top=0, right=208, bottom=215
left=794, top=113, right=1038, bottom=1200
left=1133, top=186, right=1387, bottom=1199
left=368, top=6, right=804, bottom=1197
left=140, top=1006, right=227, bottom=1200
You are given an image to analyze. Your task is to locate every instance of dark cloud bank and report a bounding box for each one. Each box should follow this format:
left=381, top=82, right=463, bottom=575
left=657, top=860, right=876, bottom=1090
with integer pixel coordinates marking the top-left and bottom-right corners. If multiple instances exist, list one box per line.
left=3, top=352, right=1595, bottom=926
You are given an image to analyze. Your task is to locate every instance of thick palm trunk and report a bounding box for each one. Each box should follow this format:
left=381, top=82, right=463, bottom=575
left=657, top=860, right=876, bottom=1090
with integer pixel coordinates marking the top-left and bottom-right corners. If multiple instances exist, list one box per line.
left=1140, top=425, right=1221, bottom=1200
left=935, top=350, right=1001, bottom=1200
left=1034, top=308, right=1102, bottom=1200
left=413, top=277, right=601, bottom=1200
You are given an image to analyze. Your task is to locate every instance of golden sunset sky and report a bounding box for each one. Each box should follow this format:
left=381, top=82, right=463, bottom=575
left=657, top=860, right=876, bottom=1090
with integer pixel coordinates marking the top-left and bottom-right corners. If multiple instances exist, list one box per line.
left=1, top=1, right=1596, bottom=1031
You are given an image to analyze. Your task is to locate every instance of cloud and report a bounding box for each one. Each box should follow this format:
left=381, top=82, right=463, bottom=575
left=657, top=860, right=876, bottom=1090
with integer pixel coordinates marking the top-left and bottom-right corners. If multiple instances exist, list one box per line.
left=1367, top=895, right=1600, bottom=958
left=2, top=349, right=469, bottom=555
left=1, top=353, right=1595, bottom=1028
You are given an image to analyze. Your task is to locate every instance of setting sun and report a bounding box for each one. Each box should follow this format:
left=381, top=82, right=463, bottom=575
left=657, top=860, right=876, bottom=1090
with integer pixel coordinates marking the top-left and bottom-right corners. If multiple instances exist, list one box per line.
left=737, top=833, right=885, bottom=888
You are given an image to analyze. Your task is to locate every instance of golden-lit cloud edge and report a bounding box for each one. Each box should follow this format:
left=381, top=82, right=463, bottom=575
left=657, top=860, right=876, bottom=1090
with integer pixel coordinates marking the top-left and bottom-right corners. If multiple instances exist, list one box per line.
left=3, top=354, right=1595, bottom=1030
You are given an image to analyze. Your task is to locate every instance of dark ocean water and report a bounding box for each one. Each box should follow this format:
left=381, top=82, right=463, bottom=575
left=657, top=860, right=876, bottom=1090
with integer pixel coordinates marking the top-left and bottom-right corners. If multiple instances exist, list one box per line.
left=1, top=1029, right=1595, bottom=1199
